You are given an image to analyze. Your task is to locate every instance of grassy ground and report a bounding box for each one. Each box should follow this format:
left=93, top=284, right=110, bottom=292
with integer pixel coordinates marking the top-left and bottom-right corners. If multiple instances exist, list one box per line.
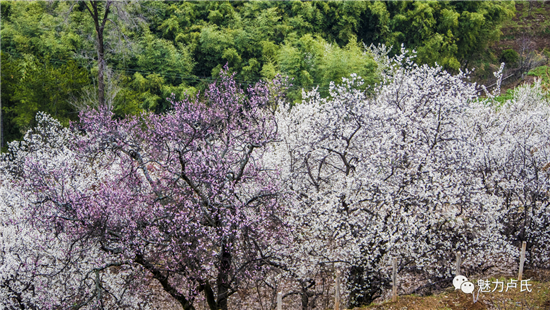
left=473, top=1, right=550, bottom=92
left=354, top=282, right=550, bottom=310
left=352, top=270, right=550, bottom=310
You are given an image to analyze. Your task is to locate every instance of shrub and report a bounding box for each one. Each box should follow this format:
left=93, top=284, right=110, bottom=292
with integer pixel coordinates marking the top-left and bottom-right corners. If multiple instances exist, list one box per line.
left=500, top=49, right=520, bottom=66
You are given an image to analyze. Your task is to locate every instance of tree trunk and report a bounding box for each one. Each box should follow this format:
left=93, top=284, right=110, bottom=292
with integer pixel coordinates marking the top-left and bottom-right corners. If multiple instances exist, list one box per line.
left=347, top=265, right=386, bottom=308
left=201, top=282, right=218, bottom=310
left=135, top=254, right=196, bottom=310
left=0, top=90, right=3, bottom=151
left=86, top=1, right=111, bottom=107
left=96, top=25, right=105, bottom=107
left=216, top=242, right=232, bottom=310
left=300, top=286, right=309, bottom=310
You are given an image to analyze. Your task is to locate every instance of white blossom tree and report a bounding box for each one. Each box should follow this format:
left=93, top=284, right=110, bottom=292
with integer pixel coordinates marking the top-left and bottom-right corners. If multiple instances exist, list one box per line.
left=268, top=47, right=518, bottom=308
left=469, top=79, right=550, bottom=269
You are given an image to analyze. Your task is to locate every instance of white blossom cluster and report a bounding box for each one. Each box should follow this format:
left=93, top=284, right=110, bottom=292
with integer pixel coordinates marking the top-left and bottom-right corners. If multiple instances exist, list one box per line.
left=468, top=79, right=550, bottom=268
left=265, top=46, right=549, bottom=307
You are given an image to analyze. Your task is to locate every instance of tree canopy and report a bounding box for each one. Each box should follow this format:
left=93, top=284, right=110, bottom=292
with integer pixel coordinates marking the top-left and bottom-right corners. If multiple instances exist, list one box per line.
left=1, top=0, right=515, bottom=148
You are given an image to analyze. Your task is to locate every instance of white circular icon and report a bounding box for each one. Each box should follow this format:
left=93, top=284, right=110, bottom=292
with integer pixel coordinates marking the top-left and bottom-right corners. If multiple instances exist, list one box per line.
left=453, top=275, right=468, bottom=290
left=460, top=281, right=475, bottom=294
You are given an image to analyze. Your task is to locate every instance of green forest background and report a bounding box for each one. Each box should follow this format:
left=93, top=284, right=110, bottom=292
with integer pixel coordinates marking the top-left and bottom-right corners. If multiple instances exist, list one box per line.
left=1, top=0, right=544, bottom=151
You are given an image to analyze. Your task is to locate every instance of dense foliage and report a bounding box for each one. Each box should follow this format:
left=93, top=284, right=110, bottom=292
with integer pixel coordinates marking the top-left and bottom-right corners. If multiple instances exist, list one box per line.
left=1, top=0, right=515, bottom=147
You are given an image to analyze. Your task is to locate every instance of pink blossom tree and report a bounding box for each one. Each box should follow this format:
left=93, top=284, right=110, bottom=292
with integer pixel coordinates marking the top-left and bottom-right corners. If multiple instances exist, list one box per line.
left=4, top=70, right=288, bottom=310
left=1, top=113, right=160, bottom=309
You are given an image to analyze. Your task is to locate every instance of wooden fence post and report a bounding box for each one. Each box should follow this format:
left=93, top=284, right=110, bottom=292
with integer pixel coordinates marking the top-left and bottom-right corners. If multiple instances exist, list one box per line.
left=392, top=257, right=398, bottom=303
left=335, top=269, right=341, bottom=310
left=456, top=251, right=462, bottom=276
left=518, top=241, right=527, bottom=281
left=277, top=291, right=282, bottom=310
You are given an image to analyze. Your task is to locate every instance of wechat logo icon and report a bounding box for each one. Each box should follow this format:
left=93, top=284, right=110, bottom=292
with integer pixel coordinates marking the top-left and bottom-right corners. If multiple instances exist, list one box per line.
left=453, top=275, right=474, bottom=294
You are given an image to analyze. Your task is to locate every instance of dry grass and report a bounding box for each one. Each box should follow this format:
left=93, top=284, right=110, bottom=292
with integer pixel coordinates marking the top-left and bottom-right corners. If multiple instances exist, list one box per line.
left=352, top=270, right=550, bottom=310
